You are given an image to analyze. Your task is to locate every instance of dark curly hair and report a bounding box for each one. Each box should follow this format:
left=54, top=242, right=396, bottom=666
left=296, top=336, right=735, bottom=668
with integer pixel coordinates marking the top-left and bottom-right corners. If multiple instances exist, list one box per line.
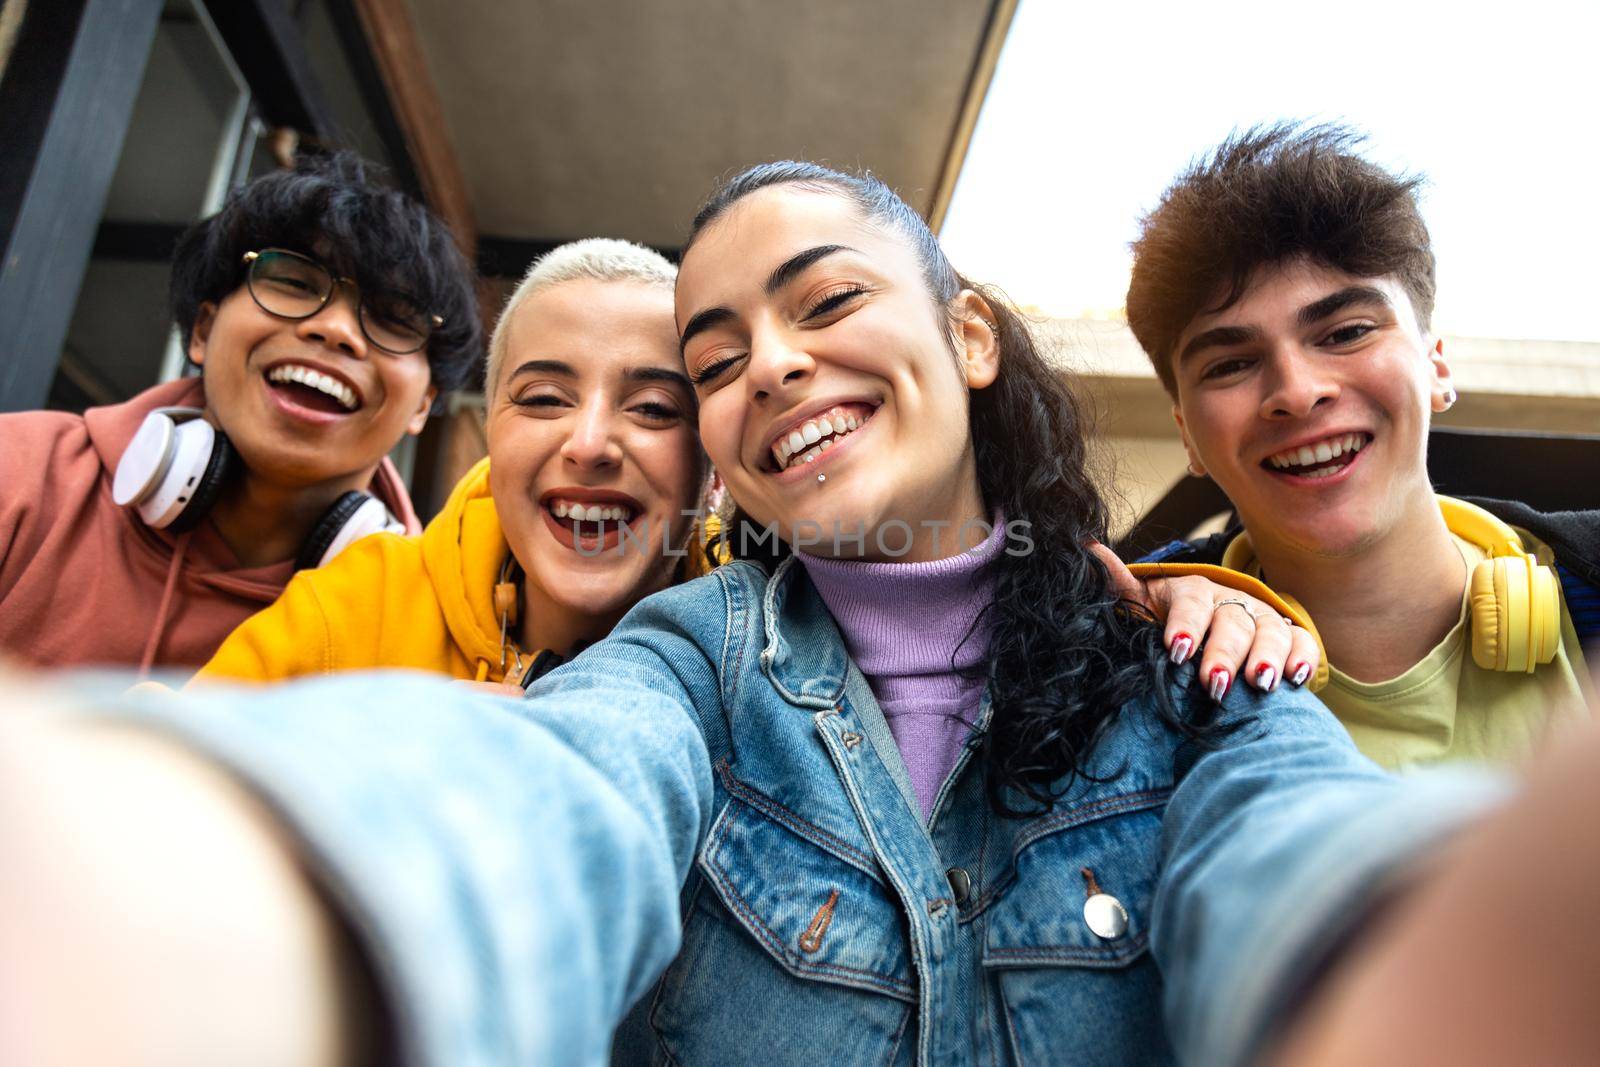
left=1127, top=122, right=1435, bottom=395
left=168, top=151, right=483, bottom=394
left=688, top=161, right=1222, bottom=814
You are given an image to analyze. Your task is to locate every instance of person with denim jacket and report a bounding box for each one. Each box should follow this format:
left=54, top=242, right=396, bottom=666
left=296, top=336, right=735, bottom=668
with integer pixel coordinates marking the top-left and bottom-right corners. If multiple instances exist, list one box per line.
left=0, top=162, right=1560, bottom=1067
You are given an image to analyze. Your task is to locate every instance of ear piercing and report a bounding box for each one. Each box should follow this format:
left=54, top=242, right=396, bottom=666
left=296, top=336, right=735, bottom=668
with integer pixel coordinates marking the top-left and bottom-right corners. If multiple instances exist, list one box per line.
left=1440, top=388, right=1457, bottom=411
left=1186, top=461, right=1206, bottom=477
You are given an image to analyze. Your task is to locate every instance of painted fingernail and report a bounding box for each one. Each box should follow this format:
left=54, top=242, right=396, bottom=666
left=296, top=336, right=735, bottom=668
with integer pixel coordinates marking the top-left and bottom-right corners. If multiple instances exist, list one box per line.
left=1169, top=634, right=1194, bottom=665
left=1290, top=662, right=1312, bottom=687
left=1254, top=663, right=1277, bottom=691
left=1208, top=667, right=1230, bottom=701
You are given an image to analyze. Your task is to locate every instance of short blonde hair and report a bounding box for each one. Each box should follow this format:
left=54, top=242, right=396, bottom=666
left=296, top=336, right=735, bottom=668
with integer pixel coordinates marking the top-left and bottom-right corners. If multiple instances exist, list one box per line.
left=484, top=237, right=678, bottom=397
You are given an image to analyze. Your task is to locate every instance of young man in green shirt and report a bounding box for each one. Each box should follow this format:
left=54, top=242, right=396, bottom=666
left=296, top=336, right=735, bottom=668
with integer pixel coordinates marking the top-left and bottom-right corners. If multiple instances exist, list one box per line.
left=1126, top=123, right=1597, bottom=769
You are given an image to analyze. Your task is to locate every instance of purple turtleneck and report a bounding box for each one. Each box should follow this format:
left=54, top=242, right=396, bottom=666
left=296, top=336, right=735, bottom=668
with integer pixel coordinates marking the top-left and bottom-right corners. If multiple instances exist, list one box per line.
left=798, top=519, right=1002, bottom=821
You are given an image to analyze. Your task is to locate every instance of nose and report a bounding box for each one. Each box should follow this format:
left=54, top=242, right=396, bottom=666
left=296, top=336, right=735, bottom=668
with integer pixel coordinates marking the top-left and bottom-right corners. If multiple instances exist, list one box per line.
left=1259, top=349, right=1338, bottom=420
left=560, top=399, right=623, bottom=470
left=746, top=322, right=814, bottom=403
left=296, top=283, right=368, bottom=358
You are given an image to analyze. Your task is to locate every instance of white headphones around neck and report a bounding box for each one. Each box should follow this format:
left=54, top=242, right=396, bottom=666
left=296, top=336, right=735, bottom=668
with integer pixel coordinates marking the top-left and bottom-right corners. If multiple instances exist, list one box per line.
left=112, top=406, right=404, bottom=570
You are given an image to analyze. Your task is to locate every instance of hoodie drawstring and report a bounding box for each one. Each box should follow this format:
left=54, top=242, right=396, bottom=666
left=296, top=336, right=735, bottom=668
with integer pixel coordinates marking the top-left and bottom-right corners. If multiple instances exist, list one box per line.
left=139, top=529, right=193, bottom=679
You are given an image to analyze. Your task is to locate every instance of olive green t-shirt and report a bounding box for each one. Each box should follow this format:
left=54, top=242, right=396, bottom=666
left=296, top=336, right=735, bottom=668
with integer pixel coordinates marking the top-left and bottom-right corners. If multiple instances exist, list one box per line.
left=1260, top=532, right=1594, bottom=770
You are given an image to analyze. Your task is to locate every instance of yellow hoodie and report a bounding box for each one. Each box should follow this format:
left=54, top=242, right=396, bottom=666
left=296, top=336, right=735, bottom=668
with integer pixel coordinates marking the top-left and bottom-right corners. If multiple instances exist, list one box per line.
left=196, top=458, right=522, bottom=684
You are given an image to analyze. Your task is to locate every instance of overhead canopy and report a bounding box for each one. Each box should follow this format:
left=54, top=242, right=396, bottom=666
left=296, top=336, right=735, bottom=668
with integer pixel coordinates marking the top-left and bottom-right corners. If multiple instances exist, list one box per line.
left=403, top=0, right=1011, bottom=258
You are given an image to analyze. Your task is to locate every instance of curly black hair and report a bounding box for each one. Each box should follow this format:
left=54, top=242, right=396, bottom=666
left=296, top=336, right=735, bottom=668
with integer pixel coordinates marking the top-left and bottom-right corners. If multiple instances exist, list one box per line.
left=168, top=151, right=483, bottom=394
left=688, top=162, right=1224, bottom=814
left=1127, top=122, right=1434, bottom=395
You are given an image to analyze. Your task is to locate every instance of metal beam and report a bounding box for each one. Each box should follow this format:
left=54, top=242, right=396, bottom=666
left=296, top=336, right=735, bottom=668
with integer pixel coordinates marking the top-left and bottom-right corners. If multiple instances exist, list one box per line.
left=206, top=0, right=335, bottom=141
left=92, top=218, right=185, bottom=261
left=0, top=0, right=162, bottom=412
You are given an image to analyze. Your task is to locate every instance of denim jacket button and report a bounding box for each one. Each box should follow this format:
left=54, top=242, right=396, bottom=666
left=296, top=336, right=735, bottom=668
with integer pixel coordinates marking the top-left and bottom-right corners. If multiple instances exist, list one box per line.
left=945, top=867, right=971, bottom=905
left=1084, top=893, right=1129, bottom=939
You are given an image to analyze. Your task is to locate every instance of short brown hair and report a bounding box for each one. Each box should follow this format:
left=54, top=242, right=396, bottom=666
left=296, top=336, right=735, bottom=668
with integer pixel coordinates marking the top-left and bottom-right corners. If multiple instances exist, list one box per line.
left=1126, top=123, right=1435, bottom=394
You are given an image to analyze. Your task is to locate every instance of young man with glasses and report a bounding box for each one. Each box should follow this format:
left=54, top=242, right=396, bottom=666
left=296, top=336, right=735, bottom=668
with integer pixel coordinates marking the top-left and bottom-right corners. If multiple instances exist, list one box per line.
left=1125, top=123, right=1598, bottom=770
left=0, top=153, right=482, bottom=676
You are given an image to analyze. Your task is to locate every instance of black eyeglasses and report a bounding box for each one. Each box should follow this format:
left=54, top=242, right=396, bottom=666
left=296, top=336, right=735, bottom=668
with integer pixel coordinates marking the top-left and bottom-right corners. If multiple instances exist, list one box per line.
left=242, top=249, right=443, bottom=355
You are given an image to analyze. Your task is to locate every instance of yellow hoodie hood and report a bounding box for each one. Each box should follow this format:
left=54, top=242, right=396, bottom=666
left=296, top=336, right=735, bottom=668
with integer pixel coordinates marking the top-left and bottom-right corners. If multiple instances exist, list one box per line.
left=196, top=456, right=717, bottom=686
left=195, top=456, right=517, bottom=685
left=422, top=456, right=510, bottom=675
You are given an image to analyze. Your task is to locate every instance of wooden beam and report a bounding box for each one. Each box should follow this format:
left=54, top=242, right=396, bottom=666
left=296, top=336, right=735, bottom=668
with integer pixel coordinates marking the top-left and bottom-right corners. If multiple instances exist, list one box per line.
left=343, top=0, right=476, bottom=259
left=927, top=0, right=1016, bottom=234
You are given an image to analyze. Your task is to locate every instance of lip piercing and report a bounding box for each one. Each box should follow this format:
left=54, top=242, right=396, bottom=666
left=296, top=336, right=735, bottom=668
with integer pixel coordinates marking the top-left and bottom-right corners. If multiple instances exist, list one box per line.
left=817, top=474, right=826, bottom=483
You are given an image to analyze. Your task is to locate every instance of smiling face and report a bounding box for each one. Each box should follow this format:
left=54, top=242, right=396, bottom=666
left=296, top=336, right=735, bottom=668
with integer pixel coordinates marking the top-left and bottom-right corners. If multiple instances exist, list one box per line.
left=486, top=278, right=704, bottom=636
left=676, top=186, right=998, bottom=561
left=1170, top=257, right=1454, bottom=559
left=188, top=275, right=435, bottom=488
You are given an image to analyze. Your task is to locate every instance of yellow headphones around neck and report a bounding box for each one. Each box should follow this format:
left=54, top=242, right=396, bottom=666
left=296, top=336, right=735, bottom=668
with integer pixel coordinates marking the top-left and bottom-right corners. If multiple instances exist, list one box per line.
left=1223, top=496, right=1561, bottom=675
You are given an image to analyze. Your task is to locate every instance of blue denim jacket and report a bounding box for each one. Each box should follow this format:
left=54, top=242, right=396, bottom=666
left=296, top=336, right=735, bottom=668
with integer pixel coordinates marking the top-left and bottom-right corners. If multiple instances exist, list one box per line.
left=120, top=558, right=1502, bottom=1067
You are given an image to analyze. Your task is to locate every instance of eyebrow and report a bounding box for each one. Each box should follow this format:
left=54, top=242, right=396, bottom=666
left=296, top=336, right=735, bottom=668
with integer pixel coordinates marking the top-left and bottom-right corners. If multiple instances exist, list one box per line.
left=678, top=307, right=736, bottom=356
left=508, top=359, right=576, bottom=379
left=625, top=366, right=694, bottom=391
left=1176, top=285, right=1398, bottom=366
left=678, top=244, right=857, bottom=355
left=1297, top=285, right=1393, bottom=327
left=765, top=244, right=853, bottom=294
left=1176, top=325, right=1262, bottom=366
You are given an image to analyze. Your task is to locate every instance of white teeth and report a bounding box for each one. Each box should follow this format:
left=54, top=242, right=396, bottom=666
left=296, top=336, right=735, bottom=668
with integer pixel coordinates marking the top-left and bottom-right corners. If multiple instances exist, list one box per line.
left=267, top=364, right=358, bottom=411
left=548, top=500, right=634, bottom=523
left=768, top=407, right=875, bottom=470
left=1267, top=433, right=1371, bottom=472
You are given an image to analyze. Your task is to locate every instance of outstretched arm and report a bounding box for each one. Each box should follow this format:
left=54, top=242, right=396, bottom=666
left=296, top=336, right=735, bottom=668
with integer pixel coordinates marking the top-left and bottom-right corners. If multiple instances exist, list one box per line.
left=1264, top=719, right=1600, bottom=1067
left=1153, top=676, right=1508, bottom=1067
left=0, top=575, right=727, bottom=1066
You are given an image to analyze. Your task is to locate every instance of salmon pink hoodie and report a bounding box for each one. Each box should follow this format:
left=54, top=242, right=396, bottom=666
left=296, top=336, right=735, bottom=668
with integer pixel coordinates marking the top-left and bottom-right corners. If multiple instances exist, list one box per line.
left=0, top=377, right=420, bottom=677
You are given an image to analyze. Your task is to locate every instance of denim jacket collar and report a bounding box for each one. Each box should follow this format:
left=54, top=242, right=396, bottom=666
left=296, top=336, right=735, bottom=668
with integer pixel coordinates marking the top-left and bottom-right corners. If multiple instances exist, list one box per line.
left=756, top=556, right=851, bottom=708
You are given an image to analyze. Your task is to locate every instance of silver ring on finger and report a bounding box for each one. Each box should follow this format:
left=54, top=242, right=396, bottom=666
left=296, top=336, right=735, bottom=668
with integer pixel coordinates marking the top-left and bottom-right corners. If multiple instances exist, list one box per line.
left=1214, top=598, right=1257, bottom=627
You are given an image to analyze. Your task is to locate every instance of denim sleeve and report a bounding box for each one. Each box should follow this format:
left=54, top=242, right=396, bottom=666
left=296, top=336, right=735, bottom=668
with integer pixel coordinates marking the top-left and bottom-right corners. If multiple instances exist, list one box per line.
left=1152, top=677, right=1509, bottom=1067
left=97, top=574, right=732, bottom=1067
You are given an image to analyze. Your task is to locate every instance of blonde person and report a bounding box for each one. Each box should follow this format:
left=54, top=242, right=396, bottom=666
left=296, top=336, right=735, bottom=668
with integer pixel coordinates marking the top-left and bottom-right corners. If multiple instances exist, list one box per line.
left=195, top=239, right=709, bottom=686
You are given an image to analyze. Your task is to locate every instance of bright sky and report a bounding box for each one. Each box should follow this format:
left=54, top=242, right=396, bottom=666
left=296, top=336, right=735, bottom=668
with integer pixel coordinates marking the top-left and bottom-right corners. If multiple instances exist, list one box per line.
left=941, top=0, right=1600, bottom=342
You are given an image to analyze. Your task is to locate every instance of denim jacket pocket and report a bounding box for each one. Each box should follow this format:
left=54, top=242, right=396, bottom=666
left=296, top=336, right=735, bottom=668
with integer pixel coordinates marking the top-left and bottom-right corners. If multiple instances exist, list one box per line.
left=640, top=792, right=917, bottom=1066
left=982, top=789, right=1173, bottom=1064
left=698, top=789, right=916, bottom=999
